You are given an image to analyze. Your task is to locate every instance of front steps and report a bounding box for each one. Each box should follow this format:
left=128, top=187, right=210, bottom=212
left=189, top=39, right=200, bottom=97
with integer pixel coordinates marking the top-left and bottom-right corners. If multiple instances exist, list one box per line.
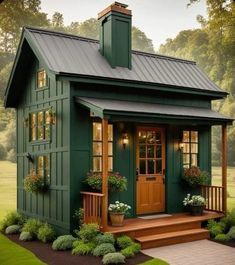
left=106, top=211, right=223, bottom=249
left=135, top=228, right=209, bottom=249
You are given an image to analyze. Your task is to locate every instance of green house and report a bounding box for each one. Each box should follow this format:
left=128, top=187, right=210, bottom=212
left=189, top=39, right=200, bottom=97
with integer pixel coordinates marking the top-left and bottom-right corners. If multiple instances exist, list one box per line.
left=4, top=2, right=233, bottom=234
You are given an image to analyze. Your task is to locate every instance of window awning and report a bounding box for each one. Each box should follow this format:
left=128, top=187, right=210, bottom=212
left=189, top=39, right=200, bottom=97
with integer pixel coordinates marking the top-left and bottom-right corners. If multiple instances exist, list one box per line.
left=75, top=97, right=233, bottom=125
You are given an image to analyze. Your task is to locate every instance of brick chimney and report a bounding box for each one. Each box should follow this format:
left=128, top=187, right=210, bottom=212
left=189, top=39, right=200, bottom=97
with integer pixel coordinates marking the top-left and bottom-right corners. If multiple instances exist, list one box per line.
left=98, top=2, right=132, bottom=69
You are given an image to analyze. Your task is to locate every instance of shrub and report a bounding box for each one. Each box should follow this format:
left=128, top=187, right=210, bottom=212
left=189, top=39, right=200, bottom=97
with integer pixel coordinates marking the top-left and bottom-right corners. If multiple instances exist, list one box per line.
left=214, top=233, right=229, bottom=241
left=121, top=243, right=141, bottom=258
left=207, top=220, right=225, bottom=238
left=37, top=223, right=55, bottom=243
left=96, top=233, right=115, bottom=245
left=0, top=211, right=25, bottom=232
left=102, top=252, right=125, bottom=264
left=221, top=209, right=235, bottom=231
left=0, top=143, right=7, bottom=160
left=116, top=235, right=133, bottom=249
left=76, top=223, right=99, bottom=243
left=52, top=235, right=76, bottom=251
left=19, top=231, right=33, bottom=241
left=72, top=240, right=96, bottom=255
left=5, top=225, right=21, bottom=235
left=227, top=226, right=235, bottom=239
left=22, top=218, right=43, bottom=238
left=24, top=170, right=49, bottom=194
left=73, top=208, right=84, bottom=227
left=93, top=243, right=115, bottom=257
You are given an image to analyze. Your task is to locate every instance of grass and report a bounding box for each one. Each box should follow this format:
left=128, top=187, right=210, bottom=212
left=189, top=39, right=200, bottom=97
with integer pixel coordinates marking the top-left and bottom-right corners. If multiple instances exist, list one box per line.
left=0, top=161, right=16, bottom=221
left=138, top=258, right=170, bottom=265
left=0, top=233, right=46, bottom=265
left=212, top=167, right=235, bottom=211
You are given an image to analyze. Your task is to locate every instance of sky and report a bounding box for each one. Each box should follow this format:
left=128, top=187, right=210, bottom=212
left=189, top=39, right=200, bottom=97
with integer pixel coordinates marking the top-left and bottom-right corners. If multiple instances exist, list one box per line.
left=40, top=0, right=207, bottom=50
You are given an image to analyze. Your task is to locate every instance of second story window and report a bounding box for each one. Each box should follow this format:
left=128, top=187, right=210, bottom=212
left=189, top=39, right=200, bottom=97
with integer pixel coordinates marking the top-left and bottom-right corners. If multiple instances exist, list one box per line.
left=30, top=110, right=51, bottom=141
left=182, top=130, right=198, bottom=168
left=92, top=122, right=113, bottom=172
left=37, top=70, right=47, bottom=89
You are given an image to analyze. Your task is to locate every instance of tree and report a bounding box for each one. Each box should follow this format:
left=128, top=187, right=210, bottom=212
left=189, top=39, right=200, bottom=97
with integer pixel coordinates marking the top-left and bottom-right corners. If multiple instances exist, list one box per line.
left=51, top=12, right=65, bottom=31
left=132, top=26, right=154, bottom=53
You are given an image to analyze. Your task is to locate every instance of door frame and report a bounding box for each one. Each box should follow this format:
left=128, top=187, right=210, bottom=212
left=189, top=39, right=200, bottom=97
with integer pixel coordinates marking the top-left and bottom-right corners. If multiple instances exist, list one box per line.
left=135, top=126, right=166, bottom=215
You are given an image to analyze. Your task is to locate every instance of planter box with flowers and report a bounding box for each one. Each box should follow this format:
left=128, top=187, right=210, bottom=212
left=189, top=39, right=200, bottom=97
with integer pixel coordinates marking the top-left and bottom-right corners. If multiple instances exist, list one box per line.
left=85, top=171, right=127, bottom=193
left=183, top=166, right=209, bottom=188
left=183, top=194, right=206, bottom=216
left=108, top=201, right=131, bottom=226
left=24, top=170, right=49, bottom=194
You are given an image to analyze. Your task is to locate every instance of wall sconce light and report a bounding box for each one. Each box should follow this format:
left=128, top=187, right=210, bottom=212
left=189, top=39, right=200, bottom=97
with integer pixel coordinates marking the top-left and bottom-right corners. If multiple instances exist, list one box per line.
left=122, top=133, right=129, bottom=149
left=179, top=142, right=184, bottom=151
left=26, top=152, right=34, bottom=163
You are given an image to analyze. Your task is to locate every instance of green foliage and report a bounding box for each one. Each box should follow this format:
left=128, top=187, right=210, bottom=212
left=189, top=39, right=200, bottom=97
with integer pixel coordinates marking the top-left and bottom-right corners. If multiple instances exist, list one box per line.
left=85, top=171, right=127, bottom=192
left=183, top=166, right=209, bottom=187
left=207, top=219, right=225, bottom=238
left=221, top=208, right=235, bottom=231
left=76, top=223, right=99, bottom=243
left=52, top=235, right=76, bottom=251
left=93, top=243, right=115, bottom=257
left=73, top=208, right=84, bottom=227
left=0, top=211, right=25, bottom=232
left=132, top=26, right=154, bottom=53
left=24, top=171, right=49, bottom=194
left=96, top=233, right=115, bottom=245
left=19, top=231, right=33, bottom=241
left=0, top=143, right=7, bottom=159
left=72, top=240, right=96, bottom=255
left=102, top=252, right=125, bottom=265
left=116, top=235, right=133, bottom=249
left=138, top=258, right=170, bottom=265
left=227, top=226, right=235, bottom=240
left=5, top=225, right=21, bottom=235
left=37, top=223, right=55, bottom=243
left=121, top=243, right=141, bottom=258
left=22, top=218, right=43, bottom=238
left=214, top=233, right=229, bottom=242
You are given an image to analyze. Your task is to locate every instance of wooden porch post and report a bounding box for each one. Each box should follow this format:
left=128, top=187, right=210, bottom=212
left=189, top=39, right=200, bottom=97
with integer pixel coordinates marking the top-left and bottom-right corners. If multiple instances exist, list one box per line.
left=101, top=118, right=108, bottom=230
left=222, top=124, right=227, bottom=213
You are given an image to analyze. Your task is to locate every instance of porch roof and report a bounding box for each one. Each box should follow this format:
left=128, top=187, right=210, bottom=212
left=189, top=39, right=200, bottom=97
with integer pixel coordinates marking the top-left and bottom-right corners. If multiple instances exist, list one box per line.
left=75, top=97, right=233, bottom=125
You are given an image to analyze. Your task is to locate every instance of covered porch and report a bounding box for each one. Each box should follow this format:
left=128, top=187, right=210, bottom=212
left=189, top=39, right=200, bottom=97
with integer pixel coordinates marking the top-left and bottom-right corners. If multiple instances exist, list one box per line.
left=77, top=97, right=231, bottom=233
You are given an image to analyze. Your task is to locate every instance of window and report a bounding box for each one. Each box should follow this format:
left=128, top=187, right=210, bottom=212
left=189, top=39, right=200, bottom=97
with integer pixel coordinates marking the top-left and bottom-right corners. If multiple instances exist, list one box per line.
left=37, top=70, right=47, bottom=88
left=92, top=122, right=113, bottom=172
left=32, top=155, right=50, bottom=178
left=182, top=130, right=198, bottom=168
left=30, top=110, right=51, bottom=141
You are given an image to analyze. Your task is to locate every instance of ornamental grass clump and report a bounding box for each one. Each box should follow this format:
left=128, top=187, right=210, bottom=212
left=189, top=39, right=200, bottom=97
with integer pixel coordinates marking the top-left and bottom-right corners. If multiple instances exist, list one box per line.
left=93, top=243, right=116, bottom=257
left=108, top=201, right=131, bottom=215
left=37, top=223, right=56, bottom=243
left=183, top=166, right=209, bottom=187
left=102, top=252, right=125, bottom=265
left=52, top=235, right=76, bottom=251
left=72, top=240, right=96, bottom=255
left=0, top=211, right=25, bottom=232
left=75, top=223, right=100, bottom=243
left=85, top=171, right=127, bottom=192
left=96, top=233, right=115, bottom=245
left=183, top=194, right=206, bottom=207
left=24, top=170, right=49, bottom=193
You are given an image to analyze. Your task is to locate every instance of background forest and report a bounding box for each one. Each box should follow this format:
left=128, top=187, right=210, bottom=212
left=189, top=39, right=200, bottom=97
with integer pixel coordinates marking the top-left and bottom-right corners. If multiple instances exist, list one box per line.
left=0, top=0, right=234, bottom=166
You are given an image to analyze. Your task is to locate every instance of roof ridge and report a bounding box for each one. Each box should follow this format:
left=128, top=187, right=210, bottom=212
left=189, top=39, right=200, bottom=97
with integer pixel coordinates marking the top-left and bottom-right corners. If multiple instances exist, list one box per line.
left=24, top=26, right=99, bottom=44
left=25, top=26, right=196, bottom=65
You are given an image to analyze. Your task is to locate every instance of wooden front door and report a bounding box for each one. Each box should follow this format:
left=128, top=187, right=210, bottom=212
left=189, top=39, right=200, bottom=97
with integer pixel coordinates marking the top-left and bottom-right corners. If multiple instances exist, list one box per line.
left=136, top=127, right=165, bottom=215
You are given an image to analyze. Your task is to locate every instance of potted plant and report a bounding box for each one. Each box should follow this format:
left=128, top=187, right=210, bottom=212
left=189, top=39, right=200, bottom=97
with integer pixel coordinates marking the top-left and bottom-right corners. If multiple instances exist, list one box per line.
left=85, top=171, right=127, bottom=193
left=108, top=201, right=131, bottom=226
left=183, top=193, right=206, bottom=216
left=24, top=170, right=49, bottom=194
left=183, top=166, right=209, bottom=187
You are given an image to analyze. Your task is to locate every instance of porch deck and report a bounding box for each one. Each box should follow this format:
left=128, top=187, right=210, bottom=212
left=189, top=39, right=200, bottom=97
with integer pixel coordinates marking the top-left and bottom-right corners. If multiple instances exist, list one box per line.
left=106, top=211, right=224, bottom=249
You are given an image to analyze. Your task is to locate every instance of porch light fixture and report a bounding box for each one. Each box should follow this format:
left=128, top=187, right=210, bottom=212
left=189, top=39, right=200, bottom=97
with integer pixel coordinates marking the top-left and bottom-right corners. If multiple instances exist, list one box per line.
left=122, top=133, right=129, bottom=149
left=26, top=153, right=34, bottom=163
left=179, top=142, right=184, bottom=150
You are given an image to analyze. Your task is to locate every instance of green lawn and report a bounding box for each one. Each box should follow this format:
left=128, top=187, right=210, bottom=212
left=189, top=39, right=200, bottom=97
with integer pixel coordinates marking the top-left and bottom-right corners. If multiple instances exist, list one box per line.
left=0, top=161, right=16, bottom=221
left=212, top=167, right=235, bottom=211
left=0, top=233, right=46, bottom=265
left=138, top=258, right=169, bottom=265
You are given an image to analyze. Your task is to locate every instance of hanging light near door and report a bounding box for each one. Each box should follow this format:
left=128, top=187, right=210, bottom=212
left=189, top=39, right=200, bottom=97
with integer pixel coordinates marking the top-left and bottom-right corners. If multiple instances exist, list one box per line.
left=122, top=132, right=129, bottom=149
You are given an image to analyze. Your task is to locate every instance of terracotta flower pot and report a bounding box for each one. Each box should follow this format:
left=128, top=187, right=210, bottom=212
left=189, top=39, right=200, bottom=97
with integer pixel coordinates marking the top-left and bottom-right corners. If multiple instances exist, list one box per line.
left=109, top=212, right=124, bottom=226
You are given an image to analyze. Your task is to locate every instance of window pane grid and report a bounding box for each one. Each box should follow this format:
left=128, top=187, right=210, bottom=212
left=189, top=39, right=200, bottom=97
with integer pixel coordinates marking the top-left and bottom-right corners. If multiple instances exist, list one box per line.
left=37, top=70, right=47, bottom=88
left=182, top=130, right=198, bottom=168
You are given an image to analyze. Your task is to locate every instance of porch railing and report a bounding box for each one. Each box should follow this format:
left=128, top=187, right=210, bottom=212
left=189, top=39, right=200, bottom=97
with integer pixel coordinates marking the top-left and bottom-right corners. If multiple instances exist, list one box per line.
left=201, top=185, right=225, bottom=213
left=80, top=191, right=104, bottom=226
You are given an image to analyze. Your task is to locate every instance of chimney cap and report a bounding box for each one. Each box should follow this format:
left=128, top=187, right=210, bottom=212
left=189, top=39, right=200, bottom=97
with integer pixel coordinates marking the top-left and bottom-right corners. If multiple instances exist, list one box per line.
left=98, top=2, right=132, bottom=19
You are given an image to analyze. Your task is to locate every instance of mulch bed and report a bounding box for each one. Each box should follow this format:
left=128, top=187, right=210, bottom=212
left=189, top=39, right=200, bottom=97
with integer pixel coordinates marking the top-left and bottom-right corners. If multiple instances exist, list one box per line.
left=7, top=234, right=152, bottom=265
left=209, top=238, right=235, bottom=248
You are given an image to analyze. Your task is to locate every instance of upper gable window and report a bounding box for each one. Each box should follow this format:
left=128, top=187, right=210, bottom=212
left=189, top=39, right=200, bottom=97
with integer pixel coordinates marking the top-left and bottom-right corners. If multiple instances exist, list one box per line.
left=37, top=70, right=47, bottom=89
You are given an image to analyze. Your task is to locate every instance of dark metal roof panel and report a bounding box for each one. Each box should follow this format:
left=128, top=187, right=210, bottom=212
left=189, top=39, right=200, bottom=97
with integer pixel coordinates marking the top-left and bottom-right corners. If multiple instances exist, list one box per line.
left=76, top=97, right=233, bottom=123
left=26, top=27, right=223, bottom=93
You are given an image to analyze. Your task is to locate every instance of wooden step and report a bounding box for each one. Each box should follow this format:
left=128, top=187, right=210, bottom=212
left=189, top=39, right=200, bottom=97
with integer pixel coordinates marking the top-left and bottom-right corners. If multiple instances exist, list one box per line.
left=135, top=228, right=209, bottom=249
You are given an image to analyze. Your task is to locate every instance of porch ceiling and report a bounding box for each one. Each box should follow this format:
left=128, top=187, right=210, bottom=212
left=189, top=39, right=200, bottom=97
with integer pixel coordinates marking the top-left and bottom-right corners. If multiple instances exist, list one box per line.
left=75, top=97, right=233, bottom=125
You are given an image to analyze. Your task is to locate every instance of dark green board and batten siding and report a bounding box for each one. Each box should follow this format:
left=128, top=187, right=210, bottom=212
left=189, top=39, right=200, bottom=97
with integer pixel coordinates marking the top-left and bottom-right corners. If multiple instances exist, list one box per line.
left=16, top=56, right=71, bottom=234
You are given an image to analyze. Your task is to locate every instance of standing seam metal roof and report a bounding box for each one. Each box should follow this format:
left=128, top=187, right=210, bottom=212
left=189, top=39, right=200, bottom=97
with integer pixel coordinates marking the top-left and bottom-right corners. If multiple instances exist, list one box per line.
left=25, top=27, right=224, bottom=93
